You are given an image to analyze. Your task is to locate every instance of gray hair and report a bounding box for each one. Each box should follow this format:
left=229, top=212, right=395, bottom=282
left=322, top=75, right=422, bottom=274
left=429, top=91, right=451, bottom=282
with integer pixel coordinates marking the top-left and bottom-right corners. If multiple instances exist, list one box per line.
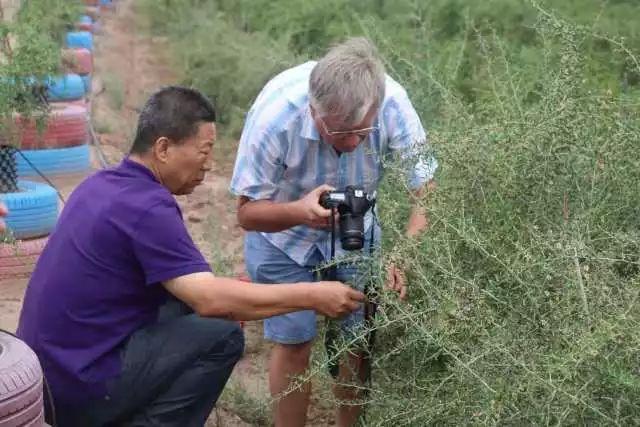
left=309, top=37, right=385, bottom=126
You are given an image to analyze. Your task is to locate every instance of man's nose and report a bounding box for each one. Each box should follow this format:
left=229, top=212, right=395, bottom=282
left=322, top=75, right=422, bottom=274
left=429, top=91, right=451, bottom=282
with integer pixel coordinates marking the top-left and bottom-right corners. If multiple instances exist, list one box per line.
left=202, top=153, right=214, bottom=171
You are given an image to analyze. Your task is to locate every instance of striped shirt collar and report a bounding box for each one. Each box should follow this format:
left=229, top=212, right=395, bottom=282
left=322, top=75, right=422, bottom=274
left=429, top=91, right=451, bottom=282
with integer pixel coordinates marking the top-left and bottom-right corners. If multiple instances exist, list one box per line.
left=299, top=104, right=321, bottom=141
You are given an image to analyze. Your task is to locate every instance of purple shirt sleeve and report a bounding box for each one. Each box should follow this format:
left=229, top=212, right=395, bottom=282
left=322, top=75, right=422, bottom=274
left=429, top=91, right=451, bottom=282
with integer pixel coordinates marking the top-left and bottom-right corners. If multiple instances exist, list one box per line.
left=131, top=200, right=211, bottom=285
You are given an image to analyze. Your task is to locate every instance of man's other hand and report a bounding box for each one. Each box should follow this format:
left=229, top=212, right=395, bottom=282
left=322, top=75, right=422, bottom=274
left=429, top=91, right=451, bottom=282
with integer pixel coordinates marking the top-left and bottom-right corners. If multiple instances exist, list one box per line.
left=386, top=263, right=407, bottom=300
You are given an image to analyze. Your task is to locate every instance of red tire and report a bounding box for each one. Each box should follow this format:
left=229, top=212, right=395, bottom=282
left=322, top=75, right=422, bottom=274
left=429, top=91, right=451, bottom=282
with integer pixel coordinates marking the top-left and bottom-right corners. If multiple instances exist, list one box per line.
left=0, top=237, right=47, bottom=280
left=16, top=103, right=88, bottom=150
left=65, top=99, right=90, bottom=108
left=61, top=48, right=93, bottom=75
left=75, top=22, right=94, bottom=33
left=0, top=333, right=45, bottom=426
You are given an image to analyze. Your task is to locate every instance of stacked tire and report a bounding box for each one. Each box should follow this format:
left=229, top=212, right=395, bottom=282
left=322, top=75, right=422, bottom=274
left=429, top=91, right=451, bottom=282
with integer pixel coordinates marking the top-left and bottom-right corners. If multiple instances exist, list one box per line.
left=1, top=3, right=118, bottom=425
left=0, top=2, right=107, bottom=277
left=15, top=102, right=91, bottom=178
left=61, top=47, right=93, bottom=94
left=17, top=39, right=92, bottom=178
left=0, top=237, right=49, bottom=281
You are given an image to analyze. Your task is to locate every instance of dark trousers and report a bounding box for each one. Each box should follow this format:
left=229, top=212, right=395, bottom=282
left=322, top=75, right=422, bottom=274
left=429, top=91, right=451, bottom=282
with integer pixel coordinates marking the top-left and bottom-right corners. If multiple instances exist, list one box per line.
left=52, top=299, right=245, bottom=426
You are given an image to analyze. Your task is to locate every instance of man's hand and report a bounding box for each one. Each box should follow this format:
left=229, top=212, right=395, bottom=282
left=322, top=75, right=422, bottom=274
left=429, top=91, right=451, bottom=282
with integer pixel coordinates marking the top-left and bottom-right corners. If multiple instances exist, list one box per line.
left=386, top=263, right=407, bottom=300
left=294, top=184, right=336, bottom=230
left=312, top=281, right=365, bottom=317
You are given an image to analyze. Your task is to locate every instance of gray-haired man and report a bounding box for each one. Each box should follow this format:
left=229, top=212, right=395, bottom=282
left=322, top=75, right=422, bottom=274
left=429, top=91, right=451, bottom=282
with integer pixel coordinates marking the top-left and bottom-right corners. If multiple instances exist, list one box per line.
left=230, top=37, right=437, bottom=426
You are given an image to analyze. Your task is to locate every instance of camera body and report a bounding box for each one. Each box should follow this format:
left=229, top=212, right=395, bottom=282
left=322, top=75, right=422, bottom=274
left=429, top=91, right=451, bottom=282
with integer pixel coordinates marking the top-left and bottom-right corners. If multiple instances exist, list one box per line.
left=319, top=185, right=374, bottom=251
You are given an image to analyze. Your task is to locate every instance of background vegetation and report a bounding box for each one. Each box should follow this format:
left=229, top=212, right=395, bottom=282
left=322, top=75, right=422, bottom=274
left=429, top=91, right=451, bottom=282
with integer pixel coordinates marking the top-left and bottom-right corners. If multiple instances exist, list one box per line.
left=0, top=0, right=81, bottom=125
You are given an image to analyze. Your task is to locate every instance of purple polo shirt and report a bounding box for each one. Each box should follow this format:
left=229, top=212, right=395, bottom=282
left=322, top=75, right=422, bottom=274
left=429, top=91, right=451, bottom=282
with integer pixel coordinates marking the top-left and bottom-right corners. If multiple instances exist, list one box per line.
left=16, top=158, right=211, bottom=405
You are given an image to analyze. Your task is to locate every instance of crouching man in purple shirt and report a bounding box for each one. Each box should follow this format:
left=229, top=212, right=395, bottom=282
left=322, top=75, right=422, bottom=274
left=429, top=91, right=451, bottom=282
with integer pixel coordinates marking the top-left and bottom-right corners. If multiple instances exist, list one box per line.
left=16, top=86, right=364, bottom=427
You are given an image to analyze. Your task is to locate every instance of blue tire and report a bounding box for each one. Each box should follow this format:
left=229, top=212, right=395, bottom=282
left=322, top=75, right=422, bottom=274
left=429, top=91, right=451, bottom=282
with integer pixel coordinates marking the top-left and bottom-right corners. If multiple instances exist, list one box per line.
left=17, top=144, right=91, bottom=177
left=66, top=31, right=93, bottom=51
left=79, top=15, right=93, bottom=24
left=0, top=180, right=58, bottom=239
left=81, top=75, right=92, bottom=93
left=46, top=74, right=86, bottom=101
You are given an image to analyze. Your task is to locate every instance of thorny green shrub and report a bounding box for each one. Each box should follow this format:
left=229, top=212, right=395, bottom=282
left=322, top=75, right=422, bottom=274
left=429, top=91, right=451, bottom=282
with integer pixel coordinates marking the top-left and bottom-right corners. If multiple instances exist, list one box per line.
left=145, top=0, right=640, bottom=424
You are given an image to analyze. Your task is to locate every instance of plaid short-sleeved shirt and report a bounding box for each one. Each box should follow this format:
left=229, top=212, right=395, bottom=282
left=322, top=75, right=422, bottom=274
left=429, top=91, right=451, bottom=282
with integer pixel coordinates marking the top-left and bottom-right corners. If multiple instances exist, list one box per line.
left=230, top=61, right=437, bottom=265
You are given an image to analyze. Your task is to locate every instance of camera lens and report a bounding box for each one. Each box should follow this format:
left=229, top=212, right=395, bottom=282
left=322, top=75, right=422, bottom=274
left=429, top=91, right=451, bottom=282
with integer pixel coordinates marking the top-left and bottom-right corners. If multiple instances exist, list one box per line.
left=341, top=235, right=364, bottom=251
left=339, top=213, right=365, bottom=251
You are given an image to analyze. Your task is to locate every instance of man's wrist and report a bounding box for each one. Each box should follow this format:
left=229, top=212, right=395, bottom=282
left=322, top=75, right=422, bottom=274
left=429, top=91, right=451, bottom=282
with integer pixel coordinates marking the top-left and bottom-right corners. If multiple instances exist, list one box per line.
left=288, top=199, right=305, bottom=226
left=295, top=282, right=318, bottom=310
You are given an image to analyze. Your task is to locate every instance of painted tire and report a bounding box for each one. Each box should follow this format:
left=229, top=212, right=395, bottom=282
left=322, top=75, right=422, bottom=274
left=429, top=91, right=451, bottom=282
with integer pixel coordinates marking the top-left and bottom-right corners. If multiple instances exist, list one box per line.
left=16, top=102, right=88, bottom=150
left=0, top=333, right=44, bottom=425
left=81, top=75, right=92, bottom=94
left=83, top=0, right=99, bottom=6
left=84, top=6, right=100, bottom=21
left=46, top=74, right=86, bottom=102
left=76, top=22, right=93, bottom=32
left=100, top=0, right=115, bottom=12
left=66, top=31, right=93, bottom=51
left=61, top=48, right=93, bottom=75
left=0, top=237, right=48, bottom=280
left=65, top=99, right=90, bottom=109
left=17, top=144, right=91, bottom=177
left=0, top=181, right=58, bottom=240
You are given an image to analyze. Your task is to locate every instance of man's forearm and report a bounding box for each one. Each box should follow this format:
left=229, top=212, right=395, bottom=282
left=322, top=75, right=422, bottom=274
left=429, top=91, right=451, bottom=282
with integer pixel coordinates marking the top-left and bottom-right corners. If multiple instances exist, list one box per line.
left=238, top=199, right=302, bottom=232
left=198, top=277, right=318, bottom=320
left=405, top=180, right=434, bottom=237
left=166, top=274, right=318, bottom=320
left=406, top=205, right=428, bottom=237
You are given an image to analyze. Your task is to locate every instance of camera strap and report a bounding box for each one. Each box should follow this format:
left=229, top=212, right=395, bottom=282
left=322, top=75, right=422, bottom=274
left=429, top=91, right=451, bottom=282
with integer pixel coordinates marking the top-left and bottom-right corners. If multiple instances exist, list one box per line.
left=326, top=206, right=338, bottom=280
left=324, top=202, right=379, bottom=387
left=323, top=206, right=340, bottom=378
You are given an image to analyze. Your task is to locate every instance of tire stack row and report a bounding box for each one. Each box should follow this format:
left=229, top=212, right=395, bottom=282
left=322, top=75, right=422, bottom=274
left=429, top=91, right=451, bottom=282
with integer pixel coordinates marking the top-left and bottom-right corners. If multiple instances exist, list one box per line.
left=1, top=3, right=118, bottom=426
left=0, top=0, right=111, bottom=280
left=0, top=2, right=108, bottom=279
left=1, top=3, right=117, bottom=427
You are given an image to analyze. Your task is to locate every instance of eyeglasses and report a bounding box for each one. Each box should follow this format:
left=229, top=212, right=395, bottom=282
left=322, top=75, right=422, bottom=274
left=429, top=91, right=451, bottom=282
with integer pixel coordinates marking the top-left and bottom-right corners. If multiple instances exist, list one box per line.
left=318, top=115, right=378, bottom=139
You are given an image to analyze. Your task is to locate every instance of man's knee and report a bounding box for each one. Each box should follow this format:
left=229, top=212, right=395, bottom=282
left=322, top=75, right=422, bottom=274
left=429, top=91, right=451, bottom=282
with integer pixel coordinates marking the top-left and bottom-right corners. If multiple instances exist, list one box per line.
left=275, top=341, right=312, bottom=368
left=182, top=315, right=245, bottom=362
left=220, top=321, right=245, bottom=363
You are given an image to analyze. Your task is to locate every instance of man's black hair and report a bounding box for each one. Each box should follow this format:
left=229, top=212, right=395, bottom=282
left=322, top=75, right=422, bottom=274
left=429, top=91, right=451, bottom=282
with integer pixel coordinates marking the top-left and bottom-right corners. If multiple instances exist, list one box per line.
left=130, top=86, right=216, bottom=154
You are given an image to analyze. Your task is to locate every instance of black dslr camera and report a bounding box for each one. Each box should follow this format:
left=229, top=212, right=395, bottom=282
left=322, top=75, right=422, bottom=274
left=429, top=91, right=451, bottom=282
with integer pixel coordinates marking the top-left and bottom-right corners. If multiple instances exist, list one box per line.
left=319, top=185, right=374, bottom=251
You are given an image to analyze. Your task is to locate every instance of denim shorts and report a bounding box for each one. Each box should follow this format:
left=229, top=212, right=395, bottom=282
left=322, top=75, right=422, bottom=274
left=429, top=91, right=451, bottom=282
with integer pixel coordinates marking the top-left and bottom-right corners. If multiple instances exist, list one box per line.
left=244, top=231, right=370, bottom=344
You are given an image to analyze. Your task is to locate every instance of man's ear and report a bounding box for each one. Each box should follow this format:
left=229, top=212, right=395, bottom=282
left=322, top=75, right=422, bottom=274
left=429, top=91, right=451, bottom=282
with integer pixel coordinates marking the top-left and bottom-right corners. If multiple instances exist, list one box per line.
left=152, top=136, right=171, bottom=163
